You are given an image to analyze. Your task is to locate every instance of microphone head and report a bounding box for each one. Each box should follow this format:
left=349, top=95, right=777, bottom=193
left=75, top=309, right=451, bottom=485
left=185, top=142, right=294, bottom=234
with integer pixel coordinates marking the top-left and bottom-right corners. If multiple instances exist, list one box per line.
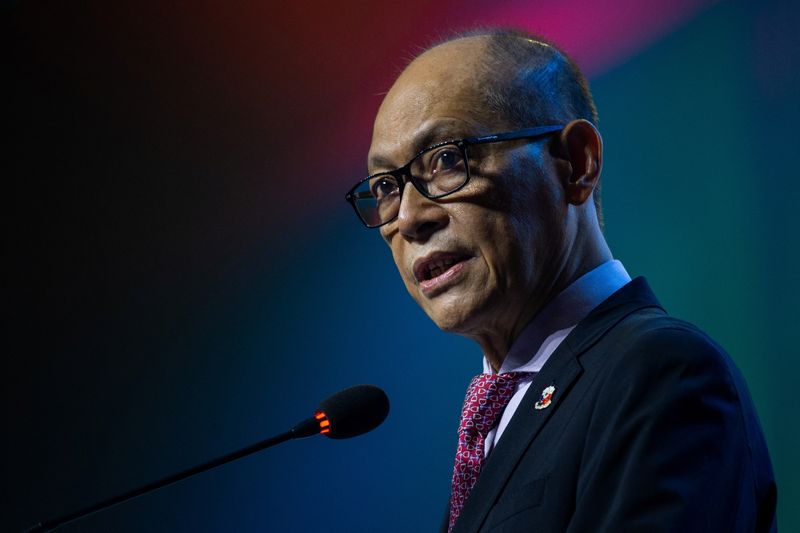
left=315, top=385, right=389, bottom=439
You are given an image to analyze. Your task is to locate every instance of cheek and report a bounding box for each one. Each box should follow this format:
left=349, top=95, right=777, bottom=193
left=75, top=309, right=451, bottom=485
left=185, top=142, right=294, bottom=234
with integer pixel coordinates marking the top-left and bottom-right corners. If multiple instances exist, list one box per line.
left=388, top=244, right=410, bottom=283
left=387, top=237, right=425, bottom=304
left=485, top=217, right=537, bottom=290
left=474, top=182, right=563, bottom=290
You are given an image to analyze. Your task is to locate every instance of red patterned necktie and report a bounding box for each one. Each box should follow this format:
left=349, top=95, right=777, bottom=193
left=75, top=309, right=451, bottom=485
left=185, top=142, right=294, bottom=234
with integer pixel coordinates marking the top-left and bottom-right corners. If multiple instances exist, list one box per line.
left=448, top=372, right=530, bottom=532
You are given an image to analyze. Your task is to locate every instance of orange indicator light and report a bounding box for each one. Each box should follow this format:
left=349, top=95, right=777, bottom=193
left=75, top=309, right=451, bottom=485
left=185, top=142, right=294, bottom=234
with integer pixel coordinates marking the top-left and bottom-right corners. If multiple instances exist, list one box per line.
left=315, top=410, right=331, bottom=434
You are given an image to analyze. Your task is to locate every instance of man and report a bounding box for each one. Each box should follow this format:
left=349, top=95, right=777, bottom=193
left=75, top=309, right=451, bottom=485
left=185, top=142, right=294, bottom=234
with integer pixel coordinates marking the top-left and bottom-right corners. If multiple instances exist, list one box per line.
left=345, top=29, right=776, bottom=532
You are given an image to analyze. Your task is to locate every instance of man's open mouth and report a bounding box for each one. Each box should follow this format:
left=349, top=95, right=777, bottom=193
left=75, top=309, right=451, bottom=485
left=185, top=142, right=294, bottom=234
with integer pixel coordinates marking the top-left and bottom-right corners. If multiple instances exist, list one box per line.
left=413, top=252, right=472, bottom=283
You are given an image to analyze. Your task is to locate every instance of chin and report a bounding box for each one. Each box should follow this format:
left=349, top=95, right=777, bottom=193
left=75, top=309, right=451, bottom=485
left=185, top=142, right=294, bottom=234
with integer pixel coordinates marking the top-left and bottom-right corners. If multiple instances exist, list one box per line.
left=432, top=315, right=466, bottom=333
left=424, top=299, right=482, bottom=335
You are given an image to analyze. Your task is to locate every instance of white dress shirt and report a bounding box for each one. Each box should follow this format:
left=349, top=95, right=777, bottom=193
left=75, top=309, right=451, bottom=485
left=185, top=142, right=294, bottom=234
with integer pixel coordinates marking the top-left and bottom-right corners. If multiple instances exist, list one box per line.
left=482, top=260, right=631, bottom=456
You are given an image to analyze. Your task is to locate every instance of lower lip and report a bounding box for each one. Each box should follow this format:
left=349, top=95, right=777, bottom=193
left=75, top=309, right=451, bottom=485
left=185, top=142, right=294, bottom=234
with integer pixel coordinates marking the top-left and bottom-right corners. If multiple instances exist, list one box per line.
left=419, top=258, right=470, bottom=296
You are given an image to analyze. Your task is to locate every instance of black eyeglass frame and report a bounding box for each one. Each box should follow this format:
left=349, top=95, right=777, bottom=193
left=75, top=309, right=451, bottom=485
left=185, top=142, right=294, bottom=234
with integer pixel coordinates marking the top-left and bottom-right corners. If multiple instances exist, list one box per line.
left=345, top=124, right=565, bottom=228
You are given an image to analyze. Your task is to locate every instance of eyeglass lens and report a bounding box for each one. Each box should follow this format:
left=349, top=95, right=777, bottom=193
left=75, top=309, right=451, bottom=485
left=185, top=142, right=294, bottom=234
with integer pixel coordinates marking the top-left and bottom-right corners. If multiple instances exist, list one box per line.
left=352, top=143, right=468, bottom=227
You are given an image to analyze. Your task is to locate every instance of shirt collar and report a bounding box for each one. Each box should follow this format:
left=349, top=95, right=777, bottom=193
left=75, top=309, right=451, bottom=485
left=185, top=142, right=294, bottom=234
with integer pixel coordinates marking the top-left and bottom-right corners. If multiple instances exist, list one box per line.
left=483, top=260, right=632, bottom=374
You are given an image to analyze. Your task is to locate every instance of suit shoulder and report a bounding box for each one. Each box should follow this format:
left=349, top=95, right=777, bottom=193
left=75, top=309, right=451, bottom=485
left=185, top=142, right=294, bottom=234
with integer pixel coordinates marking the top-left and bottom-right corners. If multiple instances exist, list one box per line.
left=604, top=311, right=736, bottom=379
left=571, top=312, right=777, bottom=532
left=593, top=311, right=771, bottom=453
left=584, top=311, right=754, bottom=423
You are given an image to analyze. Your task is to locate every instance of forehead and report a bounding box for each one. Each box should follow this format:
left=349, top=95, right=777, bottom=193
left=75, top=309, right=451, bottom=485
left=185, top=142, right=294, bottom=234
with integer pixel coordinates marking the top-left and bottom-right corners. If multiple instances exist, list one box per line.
left=369, top=38, right=499, bottom=169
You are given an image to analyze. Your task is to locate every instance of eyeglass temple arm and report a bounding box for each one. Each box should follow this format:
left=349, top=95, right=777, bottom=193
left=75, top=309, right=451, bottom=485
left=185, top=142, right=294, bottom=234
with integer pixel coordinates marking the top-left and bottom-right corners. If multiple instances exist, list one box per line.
left=466, top=125, right=564, bottom=144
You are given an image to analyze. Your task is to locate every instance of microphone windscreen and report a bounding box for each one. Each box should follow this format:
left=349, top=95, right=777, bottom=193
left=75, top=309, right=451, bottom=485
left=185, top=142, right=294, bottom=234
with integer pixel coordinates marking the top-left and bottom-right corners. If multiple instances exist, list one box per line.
left=316, top=385, right=389, bottom=439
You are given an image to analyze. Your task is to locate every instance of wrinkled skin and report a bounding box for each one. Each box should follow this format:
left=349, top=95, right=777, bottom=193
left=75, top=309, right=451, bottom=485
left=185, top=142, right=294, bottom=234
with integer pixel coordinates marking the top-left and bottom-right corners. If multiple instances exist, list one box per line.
left=369, top=36, right=610, bottom=369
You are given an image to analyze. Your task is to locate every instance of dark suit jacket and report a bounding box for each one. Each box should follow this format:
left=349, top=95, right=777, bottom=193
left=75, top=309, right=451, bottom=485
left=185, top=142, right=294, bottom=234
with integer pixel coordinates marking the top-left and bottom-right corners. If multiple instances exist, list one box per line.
left=443, top=278, right=777, bottom=533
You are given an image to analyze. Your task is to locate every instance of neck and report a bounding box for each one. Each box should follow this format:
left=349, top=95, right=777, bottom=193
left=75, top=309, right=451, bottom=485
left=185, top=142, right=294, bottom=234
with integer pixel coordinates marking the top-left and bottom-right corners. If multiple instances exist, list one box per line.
left=476, top=230, right=612, bottom=371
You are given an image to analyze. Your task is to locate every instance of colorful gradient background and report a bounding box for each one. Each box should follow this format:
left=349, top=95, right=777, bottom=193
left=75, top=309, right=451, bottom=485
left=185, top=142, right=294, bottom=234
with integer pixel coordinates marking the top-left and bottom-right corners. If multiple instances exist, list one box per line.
left=4, top=0, right=799, bottom=531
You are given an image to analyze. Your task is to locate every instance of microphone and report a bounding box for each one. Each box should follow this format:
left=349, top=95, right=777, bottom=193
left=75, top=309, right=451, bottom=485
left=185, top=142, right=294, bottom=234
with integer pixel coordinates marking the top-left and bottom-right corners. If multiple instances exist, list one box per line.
left=24, top=384, right=390, bottom=533
left=292, top=384, right=390, bottom=439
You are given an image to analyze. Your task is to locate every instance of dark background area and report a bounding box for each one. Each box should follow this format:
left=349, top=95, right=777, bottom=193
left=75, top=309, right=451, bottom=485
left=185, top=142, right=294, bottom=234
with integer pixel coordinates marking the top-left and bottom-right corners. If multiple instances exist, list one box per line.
left=4, top=0, right=799, bottom=531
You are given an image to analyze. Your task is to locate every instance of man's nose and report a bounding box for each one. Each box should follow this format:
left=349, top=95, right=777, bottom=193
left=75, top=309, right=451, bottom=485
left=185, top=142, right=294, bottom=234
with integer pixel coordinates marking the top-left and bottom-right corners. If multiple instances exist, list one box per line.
left=396, top=183, right=448, bottom=242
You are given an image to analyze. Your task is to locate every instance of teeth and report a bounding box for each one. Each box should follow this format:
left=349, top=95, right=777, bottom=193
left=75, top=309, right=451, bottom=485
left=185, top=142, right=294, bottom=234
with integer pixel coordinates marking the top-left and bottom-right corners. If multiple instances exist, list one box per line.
left=426, top=257, right=457, bottom=280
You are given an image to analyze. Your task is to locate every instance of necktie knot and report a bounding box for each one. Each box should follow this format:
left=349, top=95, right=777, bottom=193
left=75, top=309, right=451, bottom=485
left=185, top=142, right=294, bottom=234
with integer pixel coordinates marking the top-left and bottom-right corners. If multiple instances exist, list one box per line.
left=459, top=372, right=528, bottom=439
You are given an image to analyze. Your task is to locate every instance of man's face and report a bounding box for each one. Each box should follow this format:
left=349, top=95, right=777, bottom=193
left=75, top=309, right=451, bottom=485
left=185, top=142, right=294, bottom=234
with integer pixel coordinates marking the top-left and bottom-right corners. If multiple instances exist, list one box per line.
left=368, top=38, right=570, bottom=343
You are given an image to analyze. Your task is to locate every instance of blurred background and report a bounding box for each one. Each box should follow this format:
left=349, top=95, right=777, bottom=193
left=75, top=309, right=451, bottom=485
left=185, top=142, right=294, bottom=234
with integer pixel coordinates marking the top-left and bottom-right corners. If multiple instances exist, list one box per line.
left=4, top=0, right=798, bottom=531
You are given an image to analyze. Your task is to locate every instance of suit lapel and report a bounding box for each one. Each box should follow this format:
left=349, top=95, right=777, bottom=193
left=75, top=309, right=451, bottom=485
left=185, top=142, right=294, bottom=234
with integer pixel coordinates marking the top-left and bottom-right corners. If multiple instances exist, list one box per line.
left=450, top=277, right=664, bottom=533
left=451, top=344, right=582, bottom=533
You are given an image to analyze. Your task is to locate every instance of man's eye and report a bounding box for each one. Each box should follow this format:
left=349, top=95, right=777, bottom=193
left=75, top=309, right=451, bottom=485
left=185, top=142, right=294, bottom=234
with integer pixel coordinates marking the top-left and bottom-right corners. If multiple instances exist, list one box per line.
left=432, top=149, right=464, bottom=173
left=371, top=177, right=398, bottom=200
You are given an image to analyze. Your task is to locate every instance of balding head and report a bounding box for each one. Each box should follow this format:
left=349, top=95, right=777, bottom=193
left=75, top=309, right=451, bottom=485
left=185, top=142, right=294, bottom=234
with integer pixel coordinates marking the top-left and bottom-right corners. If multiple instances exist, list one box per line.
left=466, top=29, right=598, bottom=127
left=413, top=29, right=603, bottom=221
left=366, top=29, right=609, bottom=366
left=375, top=30, right=602, bottom=223
left=372, top=36, right=494, bottom=161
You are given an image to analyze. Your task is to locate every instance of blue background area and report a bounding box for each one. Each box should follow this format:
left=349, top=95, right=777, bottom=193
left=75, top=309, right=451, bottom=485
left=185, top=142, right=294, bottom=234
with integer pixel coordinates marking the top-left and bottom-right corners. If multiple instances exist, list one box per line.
left=4, top=0, right=798, bottom=531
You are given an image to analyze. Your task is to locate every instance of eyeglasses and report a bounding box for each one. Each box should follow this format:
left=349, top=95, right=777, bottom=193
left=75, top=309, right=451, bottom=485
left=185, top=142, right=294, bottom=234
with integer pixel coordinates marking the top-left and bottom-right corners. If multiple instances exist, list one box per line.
left=345, top=124, right=564, bottom=228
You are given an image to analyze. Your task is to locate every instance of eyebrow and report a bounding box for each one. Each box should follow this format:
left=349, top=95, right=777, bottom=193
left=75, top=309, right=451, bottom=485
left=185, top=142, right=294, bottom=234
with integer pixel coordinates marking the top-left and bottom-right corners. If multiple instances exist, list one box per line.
left=367, top=121, right=477, bottom=174
left=367, top=154, right=397, bottom=174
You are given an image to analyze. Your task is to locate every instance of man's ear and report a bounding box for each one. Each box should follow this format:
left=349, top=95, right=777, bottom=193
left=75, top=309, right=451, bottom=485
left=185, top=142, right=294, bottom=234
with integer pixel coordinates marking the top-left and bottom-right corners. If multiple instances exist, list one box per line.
left=556, top=119, right=602, bottom=206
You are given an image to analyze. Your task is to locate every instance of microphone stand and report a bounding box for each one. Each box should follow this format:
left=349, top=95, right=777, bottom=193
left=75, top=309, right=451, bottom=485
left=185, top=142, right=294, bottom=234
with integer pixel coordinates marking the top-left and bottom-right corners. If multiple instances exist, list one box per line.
left=24, top=417, right=320, bottom=533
